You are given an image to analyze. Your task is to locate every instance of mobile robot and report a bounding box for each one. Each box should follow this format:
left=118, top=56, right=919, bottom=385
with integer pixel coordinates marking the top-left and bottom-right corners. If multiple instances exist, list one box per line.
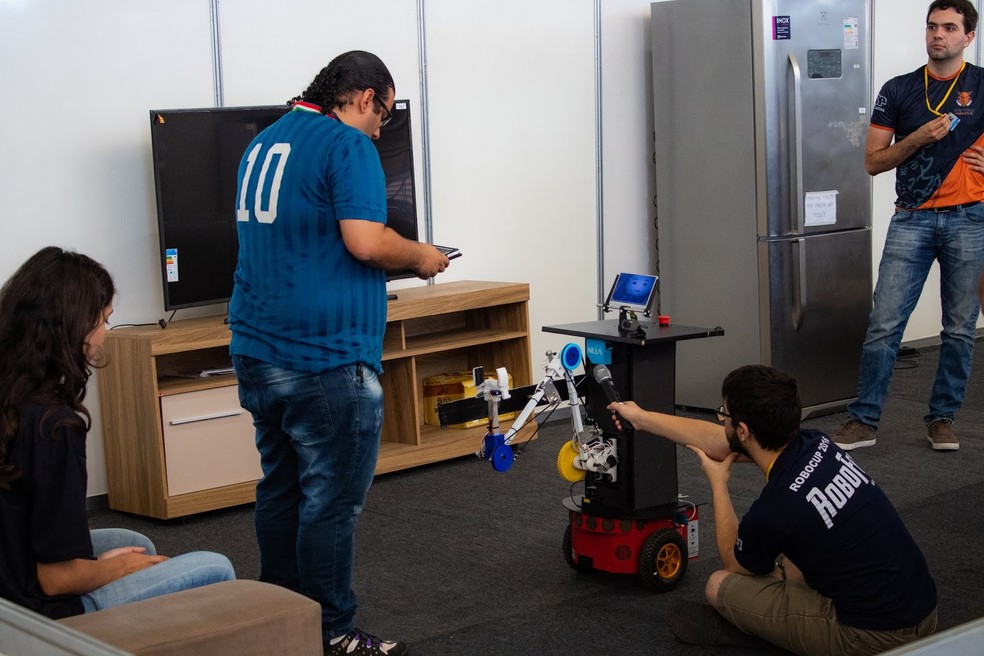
left=441, top=343, right=699, bottom=592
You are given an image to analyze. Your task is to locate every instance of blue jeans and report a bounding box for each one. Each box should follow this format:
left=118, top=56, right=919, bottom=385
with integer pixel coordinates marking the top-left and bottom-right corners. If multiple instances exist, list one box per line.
left=232, top=355, right=384, bottom=641
left=848, top=204, right=984, bottom=428
left=81, top=528, right=235, bottom=612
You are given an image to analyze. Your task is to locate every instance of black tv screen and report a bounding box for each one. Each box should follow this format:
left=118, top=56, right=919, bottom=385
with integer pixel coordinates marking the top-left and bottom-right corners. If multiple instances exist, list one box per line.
left=149, top=100, right=420, bottom=310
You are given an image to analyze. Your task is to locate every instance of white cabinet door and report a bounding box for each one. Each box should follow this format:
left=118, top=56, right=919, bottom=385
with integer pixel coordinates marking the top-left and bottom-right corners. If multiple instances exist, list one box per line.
left=160, top=387, right=261, bottom=496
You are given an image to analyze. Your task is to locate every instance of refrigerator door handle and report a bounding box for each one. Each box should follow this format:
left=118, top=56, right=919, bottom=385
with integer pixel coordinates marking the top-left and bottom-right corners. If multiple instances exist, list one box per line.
left=788, top=52, right=805, bottom=235
left=791, top=238, right=808, bottom=331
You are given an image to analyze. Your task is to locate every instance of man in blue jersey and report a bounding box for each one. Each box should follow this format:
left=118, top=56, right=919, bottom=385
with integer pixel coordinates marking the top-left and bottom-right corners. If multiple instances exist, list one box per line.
left=229, top=51, right=449, bottom=656
left=835, top=0, right=984, bottom=453
left=611, top=366, right=937, bottom=656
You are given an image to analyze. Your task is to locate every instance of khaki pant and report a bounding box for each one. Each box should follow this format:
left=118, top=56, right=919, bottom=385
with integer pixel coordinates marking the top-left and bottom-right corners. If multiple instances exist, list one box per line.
left=716, top=573, right=937, bottom=656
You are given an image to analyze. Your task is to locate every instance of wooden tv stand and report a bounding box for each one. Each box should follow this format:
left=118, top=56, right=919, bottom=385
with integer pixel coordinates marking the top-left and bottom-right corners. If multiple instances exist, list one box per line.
left=97, top=280, right=534, bottom=519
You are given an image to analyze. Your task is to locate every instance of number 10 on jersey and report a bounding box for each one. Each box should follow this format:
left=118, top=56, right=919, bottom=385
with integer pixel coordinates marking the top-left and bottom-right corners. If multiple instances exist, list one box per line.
left=237, top=142, right=291, bottom=224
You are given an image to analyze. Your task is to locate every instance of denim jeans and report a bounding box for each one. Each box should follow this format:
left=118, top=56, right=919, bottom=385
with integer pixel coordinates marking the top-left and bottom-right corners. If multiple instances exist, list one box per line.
left=81, top=528, right=235, bottom=612
left=848, top=204, right=984, bottom=428
left=232, top=355, right=384, bottom=641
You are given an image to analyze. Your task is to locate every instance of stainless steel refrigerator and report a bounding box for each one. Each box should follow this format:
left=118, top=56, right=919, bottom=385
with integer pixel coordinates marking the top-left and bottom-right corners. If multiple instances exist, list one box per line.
left=651, top=0, right=872, bottom=416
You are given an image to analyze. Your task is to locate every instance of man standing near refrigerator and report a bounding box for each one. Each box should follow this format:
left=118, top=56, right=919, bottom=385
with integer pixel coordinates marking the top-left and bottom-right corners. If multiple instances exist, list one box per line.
left=836, top=0, right=984, bottom=452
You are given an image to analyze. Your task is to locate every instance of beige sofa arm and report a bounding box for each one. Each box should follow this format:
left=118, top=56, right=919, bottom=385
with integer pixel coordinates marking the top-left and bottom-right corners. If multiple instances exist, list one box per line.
left=58, top=580, right=321, bottom=656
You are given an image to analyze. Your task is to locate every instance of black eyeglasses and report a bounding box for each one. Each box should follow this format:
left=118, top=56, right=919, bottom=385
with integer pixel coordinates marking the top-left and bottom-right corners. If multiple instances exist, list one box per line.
left=373, top=96, right=392, bottom=127
left=715, top=404, right=732, bottom=420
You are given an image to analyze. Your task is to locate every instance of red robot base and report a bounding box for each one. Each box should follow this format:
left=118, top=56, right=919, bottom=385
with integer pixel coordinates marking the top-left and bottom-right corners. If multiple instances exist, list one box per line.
left=562, top=499, right=699, bottom=592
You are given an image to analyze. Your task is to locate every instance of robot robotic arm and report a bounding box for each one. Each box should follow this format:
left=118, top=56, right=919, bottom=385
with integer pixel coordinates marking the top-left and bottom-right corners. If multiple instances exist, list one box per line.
left=474, top=344, right=618, bottom=480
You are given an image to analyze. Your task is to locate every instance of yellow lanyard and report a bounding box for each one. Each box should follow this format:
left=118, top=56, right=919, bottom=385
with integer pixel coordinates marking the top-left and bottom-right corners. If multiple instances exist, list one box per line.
left=765, top=455, right=779, bottom=482
left=925, top=62, right=965, bottom=116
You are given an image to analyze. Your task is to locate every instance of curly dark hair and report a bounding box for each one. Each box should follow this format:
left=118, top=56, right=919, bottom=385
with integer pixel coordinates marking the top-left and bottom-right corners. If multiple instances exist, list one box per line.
left=289, top=50, right=395, bottom=114
left=928, top=0, right=978, bottom=33
left=0, top=247, right=115, bottom=489
left=721, top=365, right=801, bottom=452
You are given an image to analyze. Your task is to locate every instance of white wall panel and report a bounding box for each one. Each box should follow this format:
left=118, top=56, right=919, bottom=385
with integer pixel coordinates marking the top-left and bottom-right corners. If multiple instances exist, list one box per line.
left=0, top=0, right=213, bottom=318
left=0, top=0, right=214, bottom=496
left=601, top=1, right=660, bottom=304
left=423, top=0, right=598, bottom=365
left=218, top=0, right=421, bottom=109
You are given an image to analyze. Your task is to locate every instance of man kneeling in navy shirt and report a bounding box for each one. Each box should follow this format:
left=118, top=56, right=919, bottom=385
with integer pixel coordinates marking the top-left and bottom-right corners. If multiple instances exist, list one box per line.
left=611, top=365, right=937, bottom=656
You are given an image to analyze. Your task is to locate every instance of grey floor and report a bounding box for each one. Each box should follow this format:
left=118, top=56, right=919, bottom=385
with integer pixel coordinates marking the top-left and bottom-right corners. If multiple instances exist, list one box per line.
left=90, top=344, right=984, bottom=655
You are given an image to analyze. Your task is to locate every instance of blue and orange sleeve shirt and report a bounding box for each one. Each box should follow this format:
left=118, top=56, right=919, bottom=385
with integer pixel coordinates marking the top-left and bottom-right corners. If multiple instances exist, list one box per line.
left=871, top=62, right=984, bottom=209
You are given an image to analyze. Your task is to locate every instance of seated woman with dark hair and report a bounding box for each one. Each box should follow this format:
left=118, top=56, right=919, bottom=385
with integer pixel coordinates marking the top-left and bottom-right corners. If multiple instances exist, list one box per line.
left=0, top=246, right=235, bottom=619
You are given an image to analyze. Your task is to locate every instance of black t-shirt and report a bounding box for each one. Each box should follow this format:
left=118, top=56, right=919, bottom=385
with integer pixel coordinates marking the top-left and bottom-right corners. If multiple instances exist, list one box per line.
left=735, top=430, right=937, bottom=630
left=0, top=402, right=93, bottom=618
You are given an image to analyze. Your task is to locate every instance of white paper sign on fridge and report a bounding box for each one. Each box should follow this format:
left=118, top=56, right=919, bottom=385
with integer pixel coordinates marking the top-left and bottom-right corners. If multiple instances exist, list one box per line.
left=804, top=190, right=838, bottom=227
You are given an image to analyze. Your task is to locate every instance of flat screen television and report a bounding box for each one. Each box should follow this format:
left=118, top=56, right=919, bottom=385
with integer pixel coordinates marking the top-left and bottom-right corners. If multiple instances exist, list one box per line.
left=149, top=99, right=420, bottom=311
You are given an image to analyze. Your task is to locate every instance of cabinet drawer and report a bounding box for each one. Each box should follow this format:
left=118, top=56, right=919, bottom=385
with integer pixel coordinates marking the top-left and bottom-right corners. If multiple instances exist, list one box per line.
left=160, top=386, right=261, bottom=496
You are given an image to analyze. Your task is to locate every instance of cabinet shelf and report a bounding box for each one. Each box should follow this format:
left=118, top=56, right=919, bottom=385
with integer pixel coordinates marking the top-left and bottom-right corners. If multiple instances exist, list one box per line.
left=98, top=280, right=532, bottom=519
left=157, top=374, right=238, bottom=395
left=385, top=328, right=528, bottom=360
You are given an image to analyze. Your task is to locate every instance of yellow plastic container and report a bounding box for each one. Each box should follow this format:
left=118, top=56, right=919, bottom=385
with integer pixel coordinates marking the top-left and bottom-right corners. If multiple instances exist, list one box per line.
left=423, top=371, right=515, bottom=429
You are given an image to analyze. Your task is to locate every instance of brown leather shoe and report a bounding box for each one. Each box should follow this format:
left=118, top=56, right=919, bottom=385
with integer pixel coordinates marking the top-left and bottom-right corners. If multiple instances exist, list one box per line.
left=833, top=419, right=877, bottom=451
left=927, top=419, right=959, bottom=452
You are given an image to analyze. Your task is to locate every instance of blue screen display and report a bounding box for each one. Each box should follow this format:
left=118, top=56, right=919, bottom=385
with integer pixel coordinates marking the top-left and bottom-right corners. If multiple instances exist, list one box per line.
left=609, top=273, right=658, bottom=310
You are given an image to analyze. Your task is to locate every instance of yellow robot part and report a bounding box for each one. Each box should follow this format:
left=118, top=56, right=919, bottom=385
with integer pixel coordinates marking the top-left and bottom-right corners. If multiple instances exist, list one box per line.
left=557, top=441, right=585, bottom=482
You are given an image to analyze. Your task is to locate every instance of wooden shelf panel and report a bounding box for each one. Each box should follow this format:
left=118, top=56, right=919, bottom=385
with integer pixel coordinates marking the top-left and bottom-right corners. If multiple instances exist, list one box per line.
left=108, top=316, right=232, bottom=356
left=379, top=358, right=419, bottom=446
left=384, top=329, right=528, bottom=360
left=160, top=480, right=258, bottom=520
left=158, top=374, right=238, bottom=395
left=387, top=281, right=529, bottom=321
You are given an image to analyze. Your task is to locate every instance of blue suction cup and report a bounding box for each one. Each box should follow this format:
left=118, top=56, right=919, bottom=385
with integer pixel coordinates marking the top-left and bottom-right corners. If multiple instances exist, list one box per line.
left=490, top=444, right=514, bottom=472
left=561, top=343, right=583, bottom=371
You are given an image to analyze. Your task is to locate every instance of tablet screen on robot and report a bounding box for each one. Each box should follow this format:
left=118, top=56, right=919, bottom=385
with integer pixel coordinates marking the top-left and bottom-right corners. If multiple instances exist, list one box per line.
left=604, top=272, right=658, bottom=313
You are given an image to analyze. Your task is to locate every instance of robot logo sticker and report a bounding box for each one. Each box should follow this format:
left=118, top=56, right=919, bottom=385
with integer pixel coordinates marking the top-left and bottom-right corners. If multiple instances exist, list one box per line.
left=585, top=338, right=612, bottom=365
left=873, top=93, right=888, bottom=115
